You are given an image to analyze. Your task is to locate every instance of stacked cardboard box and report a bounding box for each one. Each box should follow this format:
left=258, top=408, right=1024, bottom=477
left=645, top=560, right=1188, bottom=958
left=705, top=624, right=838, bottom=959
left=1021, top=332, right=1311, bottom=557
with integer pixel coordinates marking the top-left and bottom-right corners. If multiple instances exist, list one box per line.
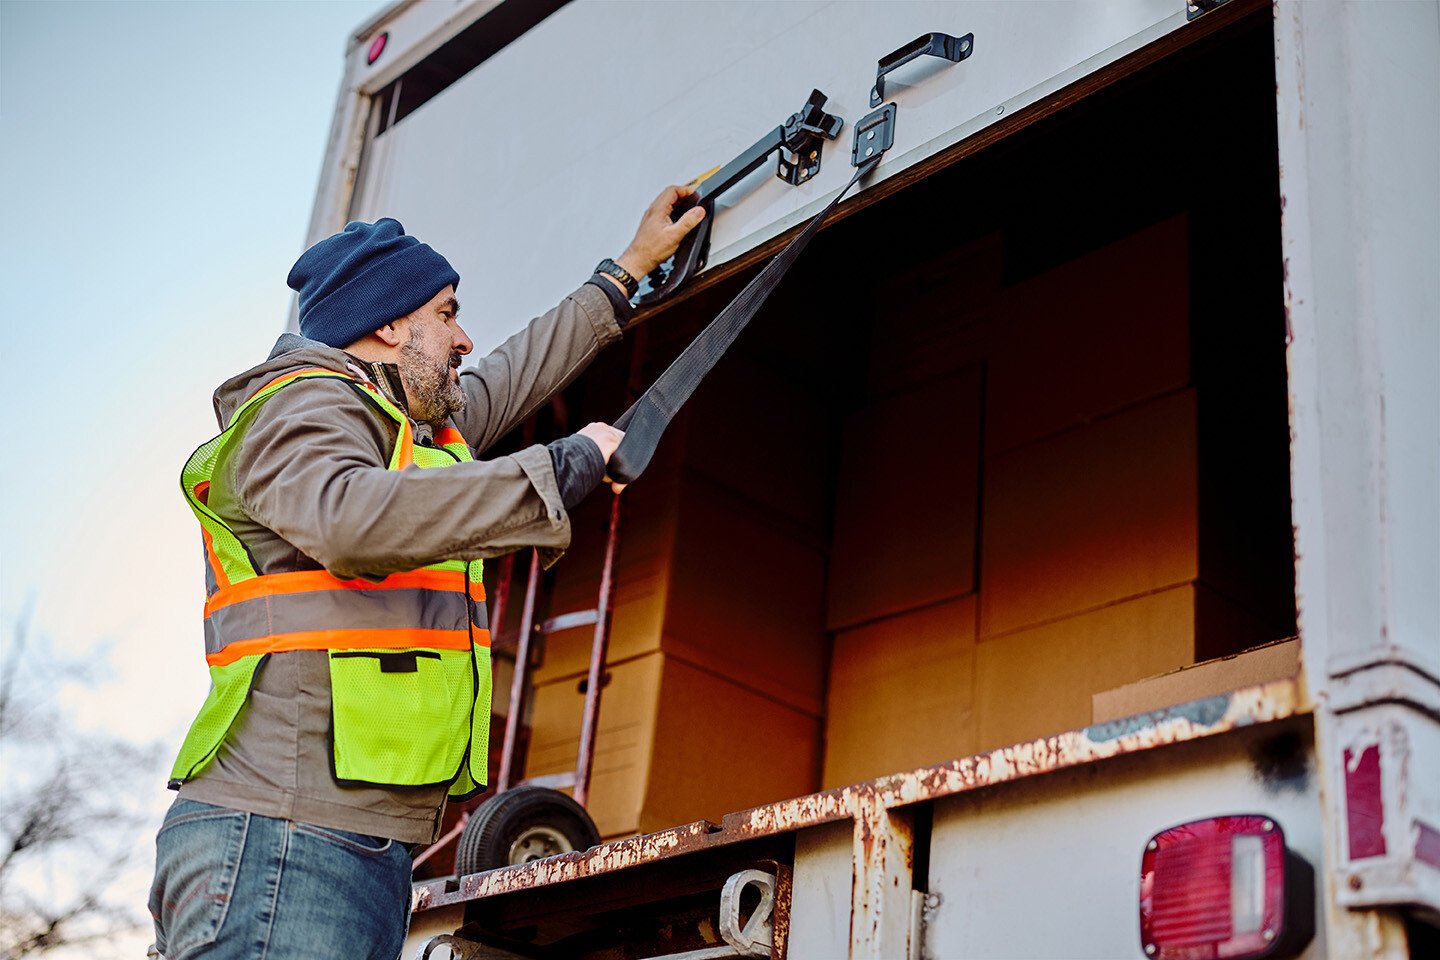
left=522, top=212, right=1295, bottom=833
left=827, top=365, right=983, bottom=631
left=823, top=214, right=1290, bottom=779
left=824, top=596, right=978, bottom=788
left=819, top=234, right=999, bottom=787
left=1091, top=637, right=1301, bottom=723
left=522, top=350, right=831, bottom=838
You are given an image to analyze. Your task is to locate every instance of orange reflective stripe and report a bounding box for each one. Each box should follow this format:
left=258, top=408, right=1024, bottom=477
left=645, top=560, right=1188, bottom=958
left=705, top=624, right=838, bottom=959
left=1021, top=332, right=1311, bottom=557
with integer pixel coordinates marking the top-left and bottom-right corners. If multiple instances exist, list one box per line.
left=468, top=579, right=486, bottom=602
left=244, top=367, right=339, bottom=403
left=205, top=627, right=484, bottom=667
left=395, top=419, right=415, bottom=469
left=204, top=568, right=468, bottom=616
left=201, top=527, right=231, bottom=591
left=433, top=427, right=466, bottom=448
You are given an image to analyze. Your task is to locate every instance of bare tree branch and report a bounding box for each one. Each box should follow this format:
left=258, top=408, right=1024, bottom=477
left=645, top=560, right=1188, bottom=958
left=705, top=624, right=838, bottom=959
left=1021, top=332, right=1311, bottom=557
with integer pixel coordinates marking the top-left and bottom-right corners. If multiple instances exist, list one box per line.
left=0, top=597, right=35, bottom=737
left=0, top=611, right=162, bottom=957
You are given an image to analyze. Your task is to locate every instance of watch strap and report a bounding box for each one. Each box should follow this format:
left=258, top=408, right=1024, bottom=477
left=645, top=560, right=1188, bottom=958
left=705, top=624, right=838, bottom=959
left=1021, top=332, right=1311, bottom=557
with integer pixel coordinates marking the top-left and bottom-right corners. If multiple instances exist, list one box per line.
left=595, top=258, right=639, bottom=298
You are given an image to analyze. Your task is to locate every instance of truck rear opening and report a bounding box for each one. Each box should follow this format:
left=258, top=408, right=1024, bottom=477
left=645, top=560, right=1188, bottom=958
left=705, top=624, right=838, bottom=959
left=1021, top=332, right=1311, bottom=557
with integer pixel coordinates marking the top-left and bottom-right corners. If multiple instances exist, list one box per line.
left=485, top=4, right=1295, bottom=847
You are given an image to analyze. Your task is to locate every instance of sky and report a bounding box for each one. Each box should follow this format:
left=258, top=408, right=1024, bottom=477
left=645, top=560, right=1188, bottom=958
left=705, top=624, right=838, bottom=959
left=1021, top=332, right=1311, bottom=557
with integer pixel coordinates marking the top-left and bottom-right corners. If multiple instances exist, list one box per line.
left=2, top=0, right=388, bottom=738
left=1, top=0, right=388, bottom=950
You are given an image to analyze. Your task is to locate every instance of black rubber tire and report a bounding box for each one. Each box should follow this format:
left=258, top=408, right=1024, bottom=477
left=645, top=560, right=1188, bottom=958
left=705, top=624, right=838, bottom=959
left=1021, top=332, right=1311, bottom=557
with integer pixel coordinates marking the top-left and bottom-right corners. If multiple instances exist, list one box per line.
left=454, top=786, right=601, bottom=877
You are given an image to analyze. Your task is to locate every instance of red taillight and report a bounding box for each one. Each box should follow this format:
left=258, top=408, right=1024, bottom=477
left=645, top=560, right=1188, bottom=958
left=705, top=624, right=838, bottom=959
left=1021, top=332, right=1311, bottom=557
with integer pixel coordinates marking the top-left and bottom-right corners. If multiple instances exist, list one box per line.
left=366, top=32, right=389, bottom=66
left=1140, top=815, right=1313, bottom=960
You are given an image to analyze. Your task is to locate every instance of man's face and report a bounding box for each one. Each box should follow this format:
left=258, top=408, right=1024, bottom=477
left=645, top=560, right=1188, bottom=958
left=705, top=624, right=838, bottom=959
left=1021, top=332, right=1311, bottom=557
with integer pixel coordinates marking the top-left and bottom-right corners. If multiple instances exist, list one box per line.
left=394, top=285, right=472, bottom=423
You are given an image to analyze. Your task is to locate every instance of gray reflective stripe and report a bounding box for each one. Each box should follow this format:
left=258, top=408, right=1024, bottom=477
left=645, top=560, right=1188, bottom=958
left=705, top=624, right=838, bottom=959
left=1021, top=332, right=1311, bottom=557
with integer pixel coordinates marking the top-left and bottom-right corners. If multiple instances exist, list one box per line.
left=204, top=587, right=469, bottom=656
left=470, top=599, right=488, bottom=630
left=202, top=542, right=219, bottom=597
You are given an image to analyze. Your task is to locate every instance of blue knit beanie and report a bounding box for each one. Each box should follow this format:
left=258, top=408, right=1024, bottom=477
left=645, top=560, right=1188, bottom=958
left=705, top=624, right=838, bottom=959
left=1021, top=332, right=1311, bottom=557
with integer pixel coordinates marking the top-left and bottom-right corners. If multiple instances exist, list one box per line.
left=287, top=218, right=460, bottom=348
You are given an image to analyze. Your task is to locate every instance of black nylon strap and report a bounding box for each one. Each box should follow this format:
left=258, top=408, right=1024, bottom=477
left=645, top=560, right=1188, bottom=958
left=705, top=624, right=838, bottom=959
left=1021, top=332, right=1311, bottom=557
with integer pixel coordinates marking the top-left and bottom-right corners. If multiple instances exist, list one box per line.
left=608, top=157, right=879, bottom=484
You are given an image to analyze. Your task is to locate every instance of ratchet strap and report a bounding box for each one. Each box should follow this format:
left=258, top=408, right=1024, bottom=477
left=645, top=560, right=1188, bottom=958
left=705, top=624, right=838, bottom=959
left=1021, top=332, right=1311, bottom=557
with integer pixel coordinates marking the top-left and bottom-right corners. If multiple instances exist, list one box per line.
left=607, top=155, right=880, bottom=484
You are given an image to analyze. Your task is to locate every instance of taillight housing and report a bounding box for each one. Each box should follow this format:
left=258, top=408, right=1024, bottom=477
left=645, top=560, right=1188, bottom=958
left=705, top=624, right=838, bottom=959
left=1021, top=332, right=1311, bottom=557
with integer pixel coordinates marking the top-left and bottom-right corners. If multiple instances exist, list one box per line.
left=1140, top=815, right=1314, bottom=960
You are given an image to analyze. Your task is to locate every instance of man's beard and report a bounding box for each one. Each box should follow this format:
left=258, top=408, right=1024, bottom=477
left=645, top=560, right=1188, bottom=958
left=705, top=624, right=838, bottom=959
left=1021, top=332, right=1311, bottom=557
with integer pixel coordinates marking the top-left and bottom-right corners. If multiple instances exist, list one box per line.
left=399, top=332, right=465, bottom=423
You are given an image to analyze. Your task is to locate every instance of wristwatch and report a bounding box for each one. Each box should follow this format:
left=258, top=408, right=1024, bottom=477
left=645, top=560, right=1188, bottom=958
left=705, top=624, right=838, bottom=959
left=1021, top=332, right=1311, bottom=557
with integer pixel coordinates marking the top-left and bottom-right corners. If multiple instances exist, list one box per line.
left=594, top=258, right=640, bottom=298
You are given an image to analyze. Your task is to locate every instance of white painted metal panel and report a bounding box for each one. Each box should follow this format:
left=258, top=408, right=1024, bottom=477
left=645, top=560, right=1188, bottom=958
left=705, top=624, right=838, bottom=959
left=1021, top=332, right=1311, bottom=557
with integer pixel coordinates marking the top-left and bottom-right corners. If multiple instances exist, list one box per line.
left=348, top=0, right=1186, bottom=353
left=788, top=819, right=854, bottom=960
left=1277, top=0, right=1440, bottom=945
left=925, top=725, right=1328, bottom=959
left=1277, top=0, right=1440, bottom=679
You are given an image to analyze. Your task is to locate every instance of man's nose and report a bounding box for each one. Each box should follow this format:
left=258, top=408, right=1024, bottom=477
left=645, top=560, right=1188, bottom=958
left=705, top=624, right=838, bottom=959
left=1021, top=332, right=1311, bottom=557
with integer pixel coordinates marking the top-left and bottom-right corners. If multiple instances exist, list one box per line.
left=453, top=325, right=473, bottom=356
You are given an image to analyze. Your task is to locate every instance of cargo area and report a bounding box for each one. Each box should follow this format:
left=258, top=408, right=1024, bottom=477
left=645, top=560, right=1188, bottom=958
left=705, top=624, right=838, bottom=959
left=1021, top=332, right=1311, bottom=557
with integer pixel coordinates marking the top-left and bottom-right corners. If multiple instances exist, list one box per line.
left=479, top=13, right=1298, bottom=844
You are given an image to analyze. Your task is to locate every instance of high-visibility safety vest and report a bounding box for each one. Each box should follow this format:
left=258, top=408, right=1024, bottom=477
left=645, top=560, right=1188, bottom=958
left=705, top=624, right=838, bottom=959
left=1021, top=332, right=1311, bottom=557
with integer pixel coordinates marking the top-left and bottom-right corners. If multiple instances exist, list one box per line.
left=169, top=367, right=491, bottom=800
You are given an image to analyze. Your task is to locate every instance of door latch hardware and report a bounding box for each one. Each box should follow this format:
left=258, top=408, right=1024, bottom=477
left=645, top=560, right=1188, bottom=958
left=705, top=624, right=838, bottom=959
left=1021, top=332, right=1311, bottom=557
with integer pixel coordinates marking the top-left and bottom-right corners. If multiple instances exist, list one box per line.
left=635, top=90, right=843, bottom=306
left=870, top=31, right=974, bottom=107
left=777, top=88, right=846, bottom=186
left=852, top=102, right=896, bottom=167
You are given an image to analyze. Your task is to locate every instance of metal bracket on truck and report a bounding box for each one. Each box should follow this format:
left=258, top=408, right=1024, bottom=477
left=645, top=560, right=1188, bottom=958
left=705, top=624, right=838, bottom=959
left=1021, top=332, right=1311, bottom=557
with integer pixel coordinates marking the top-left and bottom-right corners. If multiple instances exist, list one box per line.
left=853, top=32, right=974, bottom=170
left=634, top=89, right=843, bottom=307
left=868, top=31, right=974, bottom=107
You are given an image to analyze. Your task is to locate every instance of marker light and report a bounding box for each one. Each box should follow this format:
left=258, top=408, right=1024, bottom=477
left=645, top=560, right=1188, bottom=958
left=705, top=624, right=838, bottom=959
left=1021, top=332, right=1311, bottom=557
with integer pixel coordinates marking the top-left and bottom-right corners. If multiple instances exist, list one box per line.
left=367, top=32, right=388, bottom=66
left=1139, top=815, right=1314, bottom=960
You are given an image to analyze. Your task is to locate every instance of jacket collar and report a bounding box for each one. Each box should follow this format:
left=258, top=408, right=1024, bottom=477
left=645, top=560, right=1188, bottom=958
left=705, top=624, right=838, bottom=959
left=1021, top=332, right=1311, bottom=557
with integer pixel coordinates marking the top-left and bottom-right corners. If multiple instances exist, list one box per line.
left=344, top=353, right=410, bottom=414
left=341, top=354, right=447, bottom=444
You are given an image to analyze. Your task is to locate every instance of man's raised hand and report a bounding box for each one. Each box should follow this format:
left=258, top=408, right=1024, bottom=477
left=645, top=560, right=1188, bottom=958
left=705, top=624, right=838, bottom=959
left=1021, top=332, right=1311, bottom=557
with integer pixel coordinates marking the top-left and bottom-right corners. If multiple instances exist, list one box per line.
left=614, top=185, right=707, bottom=281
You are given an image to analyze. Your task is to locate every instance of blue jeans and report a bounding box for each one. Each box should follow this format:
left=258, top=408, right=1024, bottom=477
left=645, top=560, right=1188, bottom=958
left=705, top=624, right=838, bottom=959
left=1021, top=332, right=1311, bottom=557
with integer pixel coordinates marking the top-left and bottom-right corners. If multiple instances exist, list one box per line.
left=148, top=799, right=412, bottom=960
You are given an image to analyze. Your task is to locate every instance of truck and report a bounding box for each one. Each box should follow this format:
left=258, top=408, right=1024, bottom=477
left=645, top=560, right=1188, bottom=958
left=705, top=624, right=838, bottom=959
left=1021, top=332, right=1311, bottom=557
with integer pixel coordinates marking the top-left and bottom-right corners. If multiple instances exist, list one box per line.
left=297, top=1, right=1438, bottom=957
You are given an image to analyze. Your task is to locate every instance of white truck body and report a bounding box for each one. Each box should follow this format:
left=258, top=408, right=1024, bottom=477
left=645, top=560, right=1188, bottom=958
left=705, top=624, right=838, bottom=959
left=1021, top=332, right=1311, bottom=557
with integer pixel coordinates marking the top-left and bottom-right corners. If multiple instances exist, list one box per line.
left=301, top=1, right=1439, bottom=957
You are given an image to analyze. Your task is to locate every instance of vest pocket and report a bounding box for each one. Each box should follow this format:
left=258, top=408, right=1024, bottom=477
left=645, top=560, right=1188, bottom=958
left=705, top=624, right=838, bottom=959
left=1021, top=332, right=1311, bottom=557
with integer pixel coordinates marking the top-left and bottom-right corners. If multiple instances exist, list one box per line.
left=328, top=647, right=473, bottom=787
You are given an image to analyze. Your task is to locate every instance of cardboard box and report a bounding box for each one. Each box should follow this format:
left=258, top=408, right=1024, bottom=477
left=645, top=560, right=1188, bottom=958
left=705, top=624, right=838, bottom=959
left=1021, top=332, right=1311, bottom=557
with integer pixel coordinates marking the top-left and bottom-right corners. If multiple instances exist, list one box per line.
left=523, top=652, right=663, bottom=839
left=642, top=655, right=822, bottom=834
left=664, top=479, right=829, bottom=716
left=1092, top=636, right=1300, bottom=723
left=529, top=571, right=669, bottom=687
left=823, top=595, right=978, bottom=789
left=985, top=215, right=1190, bottom=454
left=974, top=584, right=1199, bottom=751
left=525, top=648, right=822, bottom=840
left=828, top=366, right=983, bottom=631
left=530, top=446, right=680, bottom=685
left=1193, top=581, right=1292, bottom=663
left=980, top=389, right=1199, bottom=639
left=684, top=350, right=833, bottom=534
left=867, top=233, right=1002, bottom=398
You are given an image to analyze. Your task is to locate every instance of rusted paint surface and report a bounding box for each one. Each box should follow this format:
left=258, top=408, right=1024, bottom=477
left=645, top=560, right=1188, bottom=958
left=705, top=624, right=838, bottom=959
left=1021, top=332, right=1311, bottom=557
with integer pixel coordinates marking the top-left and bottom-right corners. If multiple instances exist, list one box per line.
left=414, top=678, right=1304, bottom=910
left=850, top=798, right=913, bottom=959
left=769, top=863, right=792, bottom=960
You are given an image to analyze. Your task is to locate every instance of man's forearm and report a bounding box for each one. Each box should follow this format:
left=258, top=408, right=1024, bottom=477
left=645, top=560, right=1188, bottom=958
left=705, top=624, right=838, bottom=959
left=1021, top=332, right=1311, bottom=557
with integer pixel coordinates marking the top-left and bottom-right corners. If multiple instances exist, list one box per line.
left=454, top=283, right=625, bottom=453
left=232, top=380, right=573, bottom=579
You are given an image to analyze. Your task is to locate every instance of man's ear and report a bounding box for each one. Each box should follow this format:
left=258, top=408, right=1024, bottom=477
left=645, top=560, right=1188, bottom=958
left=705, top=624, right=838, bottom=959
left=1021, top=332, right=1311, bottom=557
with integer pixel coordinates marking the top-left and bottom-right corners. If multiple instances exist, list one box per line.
left=374, top=321, right=405, bottom=348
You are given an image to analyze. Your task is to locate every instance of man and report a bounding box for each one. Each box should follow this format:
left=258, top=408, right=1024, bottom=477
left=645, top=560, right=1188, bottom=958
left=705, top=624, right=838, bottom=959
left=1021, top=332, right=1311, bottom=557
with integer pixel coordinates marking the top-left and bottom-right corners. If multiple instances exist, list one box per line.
left=148, top=187, right=705, bottom=959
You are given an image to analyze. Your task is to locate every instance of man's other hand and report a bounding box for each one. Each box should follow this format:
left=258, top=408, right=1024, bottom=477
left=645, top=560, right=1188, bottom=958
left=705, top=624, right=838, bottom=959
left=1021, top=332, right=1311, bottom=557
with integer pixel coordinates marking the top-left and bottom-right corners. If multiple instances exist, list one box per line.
left=614, top=185, right=707, bottom=281
left=577, top=422, right=628, bottom=494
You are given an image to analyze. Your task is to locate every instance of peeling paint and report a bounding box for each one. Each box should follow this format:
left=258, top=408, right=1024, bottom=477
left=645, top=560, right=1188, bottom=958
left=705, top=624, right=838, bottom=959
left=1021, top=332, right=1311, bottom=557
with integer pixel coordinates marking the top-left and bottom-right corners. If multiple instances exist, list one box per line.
left=1085, top=694, right=1231, bottom=741
left=770, top=865, right=792, bottom=960
left=412, top=678, right=1304, bottom=914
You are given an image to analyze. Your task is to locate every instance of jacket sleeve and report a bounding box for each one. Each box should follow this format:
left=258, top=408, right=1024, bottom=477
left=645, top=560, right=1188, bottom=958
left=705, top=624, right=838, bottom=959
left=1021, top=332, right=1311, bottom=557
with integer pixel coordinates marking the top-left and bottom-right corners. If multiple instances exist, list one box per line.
left=228, top=377, right=572, bottom=580
left=452, top=283, right=624, bottom=454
